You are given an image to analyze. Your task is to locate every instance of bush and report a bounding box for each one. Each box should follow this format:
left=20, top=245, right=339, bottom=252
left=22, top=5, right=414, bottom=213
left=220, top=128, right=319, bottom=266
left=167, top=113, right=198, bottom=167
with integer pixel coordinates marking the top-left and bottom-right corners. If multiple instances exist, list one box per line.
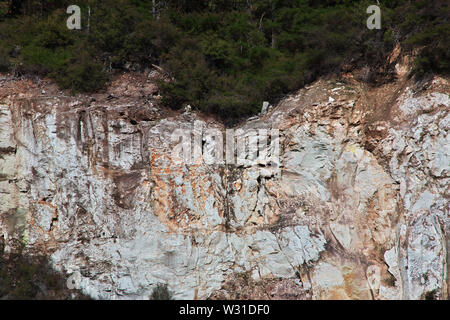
left=0, top=45, right=10, bottom=72
left=150, top=283, right=173, bottom=300
left=0, top=0, right=447, bottom=121
left=22, top=45, right=71, bottom=74
left=55, top=52, right=107, bottom=93
left=0, top=242, right=90, bottom=300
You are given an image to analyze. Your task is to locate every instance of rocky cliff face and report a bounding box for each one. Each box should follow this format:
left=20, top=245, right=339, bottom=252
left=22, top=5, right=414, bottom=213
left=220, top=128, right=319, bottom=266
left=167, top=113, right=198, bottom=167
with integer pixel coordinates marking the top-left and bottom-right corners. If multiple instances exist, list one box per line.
left=0, top=66, right=448, bottom=300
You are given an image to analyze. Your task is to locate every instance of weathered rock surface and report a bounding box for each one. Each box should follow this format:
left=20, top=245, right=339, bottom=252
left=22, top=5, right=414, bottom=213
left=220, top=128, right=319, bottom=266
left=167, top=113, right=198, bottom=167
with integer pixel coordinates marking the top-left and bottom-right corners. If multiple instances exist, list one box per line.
left=0, top=70, right=448, bottom=300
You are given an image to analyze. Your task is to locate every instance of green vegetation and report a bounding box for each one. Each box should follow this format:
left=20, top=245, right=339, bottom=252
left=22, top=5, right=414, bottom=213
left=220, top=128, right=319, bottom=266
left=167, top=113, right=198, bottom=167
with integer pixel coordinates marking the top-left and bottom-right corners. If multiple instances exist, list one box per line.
left=424, top=289, right=438, bottom=300
left=150, top=283, right=173, bottom=300
left=0, top=239, right=90, bottom=299
left=0, top=0, right=448, bottom=122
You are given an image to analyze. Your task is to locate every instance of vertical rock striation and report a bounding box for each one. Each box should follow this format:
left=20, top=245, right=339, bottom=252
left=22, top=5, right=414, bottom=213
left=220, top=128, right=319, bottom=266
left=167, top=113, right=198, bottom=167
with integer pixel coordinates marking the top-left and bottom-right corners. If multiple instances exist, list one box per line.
left=0, top=71, right=448, bottom=300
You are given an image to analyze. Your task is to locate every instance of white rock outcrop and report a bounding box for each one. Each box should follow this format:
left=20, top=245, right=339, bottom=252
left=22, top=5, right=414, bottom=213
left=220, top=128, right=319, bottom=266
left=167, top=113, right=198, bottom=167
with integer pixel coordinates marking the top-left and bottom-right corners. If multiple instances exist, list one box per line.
left=0, top=73, right=448, bottom=300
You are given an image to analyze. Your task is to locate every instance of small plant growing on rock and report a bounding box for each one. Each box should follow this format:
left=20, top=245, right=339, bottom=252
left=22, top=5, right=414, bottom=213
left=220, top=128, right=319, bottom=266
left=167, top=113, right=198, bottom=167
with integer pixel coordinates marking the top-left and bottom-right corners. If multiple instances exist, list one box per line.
left=150, top=283, right=173, bottom=300
left=424, top=289, right=438, bottom=300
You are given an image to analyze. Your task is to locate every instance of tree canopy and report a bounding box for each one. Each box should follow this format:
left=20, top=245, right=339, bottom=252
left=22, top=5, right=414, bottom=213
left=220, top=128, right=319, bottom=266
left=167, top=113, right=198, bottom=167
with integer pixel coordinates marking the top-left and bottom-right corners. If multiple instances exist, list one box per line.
left=0, top=0, right=448, bottom=122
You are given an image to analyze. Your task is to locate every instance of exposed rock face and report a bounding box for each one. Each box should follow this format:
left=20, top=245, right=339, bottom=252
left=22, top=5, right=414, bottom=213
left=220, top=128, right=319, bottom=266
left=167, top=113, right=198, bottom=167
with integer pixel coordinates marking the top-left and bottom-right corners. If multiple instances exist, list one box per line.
left=0, top=71, right=448, bottom=300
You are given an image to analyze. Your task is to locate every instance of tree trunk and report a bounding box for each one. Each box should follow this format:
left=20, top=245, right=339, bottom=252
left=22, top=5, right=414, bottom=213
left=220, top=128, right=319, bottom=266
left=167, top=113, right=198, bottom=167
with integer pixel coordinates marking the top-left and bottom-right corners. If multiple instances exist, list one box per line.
left=87, top=6, right=91, bottom=35
left=271, top=30, right=275, bottom=49
left=246, top=0, right=251, bottom=15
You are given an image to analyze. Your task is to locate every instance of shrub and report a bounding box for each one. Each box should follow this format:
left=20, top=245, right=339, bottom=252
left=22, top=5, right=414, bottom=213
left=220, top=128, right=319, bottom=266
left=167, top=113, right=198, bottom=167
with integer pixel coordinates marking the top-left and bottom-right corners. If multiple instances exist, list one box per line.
left=0, top=242, right=90, bottom=300
left=150, top=283, right=173, bottom=300
left=22, top=45, right=71, bottom=74
left=424, top=289, right=438, bottom=300
left=0, top=45, right=10, bottom=72
left=0, top=0, right=447, bottom=120
left=55, top=52, right=107, bottom=93
left=41, top=37, right=108, bottom=94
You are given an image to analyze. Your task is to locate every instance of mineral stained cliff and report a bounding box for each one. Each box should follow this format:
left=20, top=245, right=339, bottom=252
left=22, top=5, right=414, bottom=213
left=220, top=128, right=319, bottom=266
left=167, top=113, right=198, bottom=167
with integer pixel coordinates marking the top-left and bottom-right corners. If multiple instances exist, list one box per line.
left=0, top=65, right=448, bottom=300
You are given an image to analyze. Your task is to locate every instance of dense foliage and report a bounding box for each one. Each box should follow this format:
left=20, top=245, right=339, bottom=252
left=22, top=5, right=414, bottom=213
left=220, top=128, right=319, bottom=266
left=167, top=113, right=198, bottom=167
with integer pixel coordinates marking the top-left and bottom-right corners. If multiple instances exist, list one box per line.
left=0, top=239, right=90, bottom=299
left=0, top=0, right=448, bottom=121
